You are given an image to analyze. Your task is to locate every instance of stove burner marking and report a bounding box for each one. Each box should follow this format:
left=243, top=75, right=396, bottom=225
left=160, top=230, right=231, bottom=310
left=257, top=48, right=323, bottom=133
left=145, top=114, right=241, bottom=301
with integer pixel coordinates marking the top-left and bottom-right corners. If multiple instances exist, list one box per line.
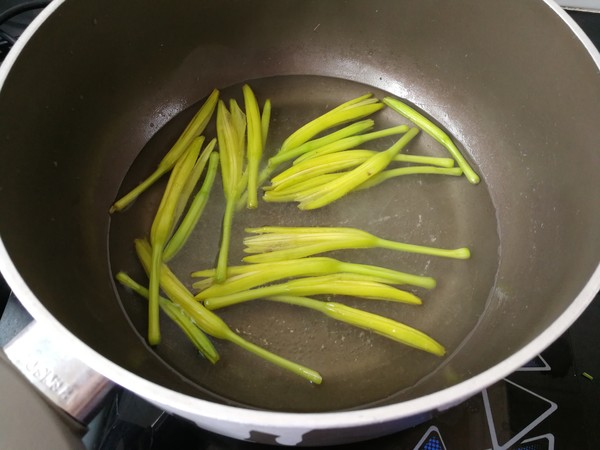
left=413, top=425, right=447, bottom=450
left=482, top=379, right=557, bottom=450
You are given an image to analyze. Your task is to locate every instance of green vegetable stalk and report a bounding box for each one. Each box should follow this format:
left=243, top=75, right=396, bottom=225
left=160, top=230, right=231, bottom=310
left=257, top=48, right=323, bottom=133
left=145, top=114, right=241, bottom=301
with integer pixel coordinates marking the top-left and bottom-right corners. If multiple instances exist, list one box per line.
left=264, top=119, right=374, bottom=173
left=110, top=89, right=219, bottom=213
left=267, top=148, right=455, bottom=199
left=263, top=175, right=340, bottom=203
left=296, top=127, right=420, bottom=210
left=270, top=150, right=379, bottom=191
left=393, top=154, right=455, bottom=168
left=244, top=226, right=471, bottom=263
left=382, top=96, right=480, bottom=184
left=261, top=99, right=271, bottom=149
left=256, top=94, right=383, bottom=186
left=229, top=99, right=247, bottom=152
left=202, top=273, right=422, bottom=310
left=263, top=166, right=462, bottom=203
left=279, top=93, right=384, bottom=155
left=134, top=239, right=322, bottom=384
left=263, top=174, right=339, bottom=202
left=243, top=85, right=263, bottom=209
left=192, top=256, right=436, bottom=297
left=293, top=124, right=409, bottom=164
left=235, top=97, right=271, bottom=211
left=215, top=100, right=247, bottom=283
left=356, top=166, right=463, bottom=190
left=163, top=148, right=219, bottom=261
left=148, top=138, right=203, bottom=345
left=171, top=137, right=212, bottom=224
left=271, top=150, right=456, bottom=192
left=115, top=272, right=219, bottom=363
left=264, top=296, right=446, bottom=356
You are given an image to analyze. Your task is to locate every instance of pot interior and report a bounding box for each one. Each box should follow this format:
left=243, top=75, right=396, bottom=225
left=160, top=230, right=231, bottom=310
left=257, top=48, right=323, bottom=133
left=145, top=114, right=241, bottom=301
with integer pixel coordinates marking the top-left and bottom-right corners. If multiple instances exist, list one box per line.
left=109, top=75, right=500, bottom=411
left=0, top=0, right=598, bottom=414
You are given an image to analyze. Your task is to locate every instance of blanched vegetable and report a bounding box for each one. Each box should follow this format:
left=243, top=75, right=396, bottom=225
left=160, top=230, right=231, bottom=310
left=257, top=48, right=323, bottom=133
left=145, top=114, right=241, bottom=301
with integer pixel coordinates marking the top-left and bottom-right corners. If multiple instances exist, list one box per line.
left=261, top=99, right=271, bottom=150
left=135, top=239, right=322, bottom=384
left=148, top=138, right=203, bottom=344
left=115, top=272, right=219, bottom=363
left=244, top=226, right=471, bottom=263
left=279, top=93, right=384, bottom=154
left=357, top=165, right=462, bottom=190
left=259, top=95, right=384, bottom=185
left=264, top=119, right=374, bottom=172
left=192, top=256, right=436, bottom=297
left=243, top=84, right=264, bottom=209
left=382, top=96, right=480, bottom=184
left=269, top=150, right=456, bottom=193
left=264, top=296, right=445, bottom=356
left=269, top=150, right=380, bottom=192
left=163, top=148, right=219, bottom=261
left=110, top=89, right=219, bottom=213
left=297, top=128, right=420, bottom=210
left=264, top=166, right=462, bottom=203
left=202, top=273, right=422, bottom=310
left=112, top=86, right=478, bottom=384
left=215, top=100, right=247, bottom=282
left=293, top=124, right=408, bottom=164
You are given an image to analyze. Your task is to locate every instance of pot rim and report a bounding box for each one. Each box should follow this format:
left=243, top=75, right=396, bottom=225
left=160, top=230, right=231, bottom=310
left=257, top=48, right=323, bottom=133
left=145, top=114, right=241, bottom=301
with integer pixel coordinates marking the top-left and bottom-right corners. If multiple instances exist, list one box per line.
left=1, top=0, right=599, bottom=431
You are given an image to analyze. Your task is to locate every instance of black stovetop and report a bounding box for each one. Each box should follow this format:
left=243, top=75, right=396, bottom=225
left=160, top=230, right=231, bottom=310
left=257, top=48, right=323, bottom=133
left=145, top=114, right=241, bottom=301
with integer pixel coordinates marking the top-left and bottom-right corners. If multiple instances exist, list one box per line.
left=1, top=4, right=599, bottom=450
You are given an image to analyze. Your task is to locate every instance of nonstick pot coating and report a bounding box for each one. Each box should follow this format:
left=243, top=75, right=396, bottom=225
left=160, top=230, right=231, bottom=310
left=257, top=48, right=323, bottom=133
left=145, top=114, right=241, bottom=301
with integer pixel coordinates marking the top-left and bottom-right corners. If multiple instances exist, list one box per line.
left=0, top=0, right=598, bottom=416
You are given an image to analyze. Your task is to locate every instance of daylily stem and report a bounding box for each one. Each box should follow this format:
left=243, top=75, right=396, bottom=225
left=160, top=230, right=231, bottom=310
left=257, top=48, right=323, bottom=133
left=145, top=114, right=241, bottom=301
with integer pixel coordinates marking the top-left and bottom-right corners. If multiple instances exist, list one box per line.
left=115, top=272, right=219, bottom=363
left=263, top=296, right=446, bottom=356
left=163, top=150, right=219, bottom=261
left=293, top=124, right=409, bottom=164
left=203, top=274, right=421, bottom=310
left=243, top=226, right=470, bottom=263
left=383, top=96, right=480, bottom=184
left=135, top=239, right=322, bottom=384
left=215, top=196, right=237, bottom=283
left=110, top=89, right=219, bottom=212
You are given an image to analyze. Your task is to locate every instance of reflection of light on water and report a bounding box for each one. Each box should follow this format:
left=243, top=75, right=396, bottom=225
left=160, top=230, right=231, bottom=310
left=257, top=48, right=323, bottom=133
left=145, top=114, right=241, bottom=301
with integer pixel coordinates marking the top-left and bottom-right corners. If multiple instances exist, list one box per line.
left=141, top=98, right=188, bottom=142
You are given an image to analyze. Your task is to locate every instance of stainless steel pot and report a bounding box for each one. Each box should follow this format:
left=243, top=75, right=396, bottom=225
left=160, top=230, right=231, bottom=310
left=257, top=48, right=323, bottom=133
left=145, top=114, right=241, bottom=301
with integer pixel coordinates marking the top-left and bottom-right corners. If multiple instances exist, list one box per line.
left=0, top=0, right=599, bottom=446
